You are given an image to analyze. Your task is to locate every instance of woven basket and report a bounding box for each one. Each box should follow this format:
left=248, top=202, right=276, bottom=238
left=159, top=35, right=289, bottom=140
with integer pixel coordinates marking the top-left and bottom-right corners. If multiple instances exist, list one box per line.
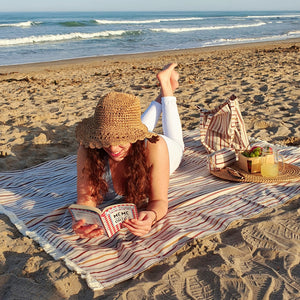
left=211, top=162, right=300, bottom=183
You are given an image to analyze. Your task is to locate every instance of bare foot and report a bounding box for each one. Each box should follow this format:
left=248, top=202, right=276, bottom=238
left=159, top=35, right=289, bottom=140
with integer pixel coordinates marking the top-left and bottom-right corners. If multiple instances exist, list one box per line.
left=170, top=68, right=179, bottom=91
left=157, top=63, right=178, bottom=97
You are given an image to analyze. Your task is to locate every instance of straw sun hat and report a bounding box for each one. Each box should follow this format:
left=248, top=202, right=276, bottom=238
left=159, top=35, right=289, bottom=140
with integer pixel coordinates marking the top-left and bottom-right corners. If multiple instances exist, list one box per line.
left=76, top=92, right=157, bottom=149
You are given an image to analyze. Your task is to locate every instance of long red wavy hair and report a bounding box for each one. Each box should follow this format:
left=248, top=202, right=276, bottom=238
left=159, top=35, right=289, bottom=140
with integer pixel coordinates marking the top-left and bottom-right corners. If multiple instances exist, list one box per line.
left=84, top=137, right=158, bottom=208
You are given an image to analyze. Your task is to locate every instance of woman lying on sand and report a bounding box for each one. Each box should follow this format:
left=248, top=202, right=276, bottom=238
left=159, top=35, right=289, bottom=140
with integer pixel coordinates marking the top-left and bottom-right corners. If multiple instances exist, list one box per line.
left=73, top=63, right=184, bottom=237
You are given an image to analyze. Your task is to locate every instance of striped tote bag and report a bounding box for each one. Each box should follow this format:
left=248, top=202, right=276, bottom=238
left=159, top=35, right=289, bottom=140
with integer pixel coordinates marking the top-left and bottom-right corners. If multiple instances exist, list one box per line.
left=198, top=95, right=249, bottom=153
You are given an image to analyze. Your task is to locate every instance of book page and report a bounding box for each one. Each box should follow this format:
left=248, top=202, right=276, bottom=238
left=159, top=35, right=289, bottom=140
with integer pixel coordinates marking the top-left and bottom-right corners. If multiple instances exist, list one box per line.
left=69, top=208, right=104, bottom=227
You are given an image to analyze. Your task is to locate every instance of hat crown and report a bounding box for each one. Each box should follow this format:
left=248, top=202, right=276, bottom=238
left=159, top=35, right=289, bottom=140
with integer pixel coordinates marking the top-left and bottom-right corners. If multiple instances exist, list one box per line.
left=75, top=92, right=157, bottom=149
left=94, top=92, right=141, bottom=130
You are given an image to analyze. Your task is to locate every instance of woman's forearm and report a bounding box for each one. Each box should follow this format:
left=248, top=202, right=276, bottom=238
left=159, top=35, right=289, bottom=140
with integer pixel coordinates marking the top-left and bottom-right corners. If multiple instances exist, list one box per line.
left=146, top=199, right=168, bottom=222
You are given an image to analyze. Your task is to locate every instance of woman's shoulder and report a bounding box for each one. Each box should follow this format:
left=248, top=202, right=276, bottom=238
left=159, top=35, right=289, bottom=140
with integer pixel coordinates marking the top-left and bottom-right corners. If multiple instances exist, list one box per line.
left=147, top=135, right=166, bottom=149
left=146, top=136, right=168, bottom=162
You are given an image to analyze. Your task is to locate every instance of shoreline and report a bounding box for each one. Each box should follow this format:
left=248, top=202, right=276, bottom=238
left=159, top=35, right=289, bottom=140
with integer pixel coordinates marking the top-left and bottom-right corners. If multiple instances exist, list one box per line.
left=1, top=37, right=300, bottom=72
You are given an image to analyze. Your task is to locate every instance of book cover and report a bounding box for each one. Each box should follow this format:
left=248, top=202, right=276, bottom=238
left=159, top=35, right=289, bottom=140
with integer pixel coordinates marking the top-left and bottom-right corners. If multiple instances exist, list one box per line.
left=68, top=203, right=138, bottom=237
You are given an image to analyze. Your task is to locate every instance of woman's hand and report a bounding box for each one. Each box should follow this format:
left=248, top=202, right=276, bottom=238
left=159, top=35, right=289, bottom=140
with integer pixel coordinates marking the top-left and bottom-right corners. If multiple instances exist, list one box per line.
left=122, top=210, right=156, bottom=236
left=72, top=219, right=104, bottom=238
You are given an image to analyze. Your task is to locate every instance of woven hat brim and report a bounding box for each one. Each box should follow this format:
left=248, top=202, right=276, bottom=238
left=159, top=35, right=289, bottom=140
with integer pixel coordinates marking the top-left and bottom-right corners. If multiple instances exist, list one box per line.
left=76, top=116, right=157, bottom=149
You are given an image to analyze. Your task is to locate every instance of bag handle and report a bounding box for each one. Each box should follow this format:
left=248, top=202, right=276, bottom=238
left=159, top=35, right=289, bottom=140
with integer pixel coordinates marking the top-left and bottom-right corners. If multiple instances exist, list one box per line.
left=227, top=97, right=237, bottom=143
left=197, top=94, right=237, bottom=115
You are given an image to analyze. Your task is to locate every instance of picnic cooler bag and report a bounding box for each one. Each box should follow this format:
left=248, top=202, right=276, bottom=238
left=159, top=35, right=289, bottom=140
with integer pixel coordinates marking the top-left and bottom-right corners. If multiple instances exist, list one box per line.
left=198, top=95, right=249, bottom=154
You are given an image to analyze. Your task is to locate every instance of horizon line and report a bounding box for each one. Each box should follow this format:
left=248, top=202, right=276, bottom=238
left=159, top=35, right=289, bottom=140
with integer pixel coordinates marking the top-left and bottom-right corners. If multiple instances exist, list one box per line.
left=1, top=9, right=300, bottom=13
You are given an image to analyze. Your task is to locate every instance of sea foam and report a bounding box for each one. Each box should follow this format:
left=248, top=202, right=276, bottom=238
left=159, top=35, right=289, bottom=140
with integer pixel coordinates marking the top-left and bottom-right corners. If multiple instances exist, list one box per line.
left=0, top=20, right=40, bottom=27
left=95, top=17, right=204, bottom=24
left=0, top=30, right=127, bottom=46
left=151, top=22, right=266, bottom=33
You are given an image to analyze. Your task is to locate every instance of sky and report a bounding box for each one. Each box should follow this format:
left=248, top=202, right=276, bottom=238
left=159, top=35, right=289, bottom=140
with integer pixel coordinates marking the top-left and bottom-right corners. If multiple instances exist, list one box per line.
left=1, top=0, right=300, bottom=12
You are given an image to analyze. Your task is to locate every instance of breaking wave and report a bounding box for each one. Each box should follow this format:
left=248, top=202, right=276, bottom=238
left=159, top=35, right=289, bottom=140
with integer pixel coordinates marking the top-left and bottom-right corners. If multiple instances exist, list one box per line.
left=0, top=20, right=41, bottom=27
left=0, top=30, right=131, bottom=46
left=95, top=17, right=204, bottom=24
left=151, top=22, right=266, bottom=33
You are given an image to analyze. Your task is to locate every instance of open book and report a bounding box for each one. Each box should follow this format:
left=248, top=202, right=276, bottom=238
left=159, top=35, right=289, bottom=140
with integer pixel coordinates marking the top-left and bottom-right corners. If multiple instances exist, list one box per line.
left=68, top=203, right=138, bottom=237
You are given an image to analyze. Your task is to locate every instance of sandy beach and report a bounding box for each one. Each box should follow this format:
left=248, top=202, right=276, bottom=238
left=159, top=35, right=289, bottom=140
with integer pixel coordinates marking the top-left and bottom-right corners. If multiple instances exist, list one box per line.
left=0, top=39, right=299, bottom=299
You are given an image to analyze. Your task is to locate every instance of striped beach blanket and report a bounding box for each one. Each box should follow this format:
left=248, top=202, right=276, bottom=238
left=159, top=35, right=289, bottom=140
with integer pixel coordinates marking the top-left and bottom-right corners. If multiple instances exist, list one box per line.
left=0, top=130, right=299, bottom=290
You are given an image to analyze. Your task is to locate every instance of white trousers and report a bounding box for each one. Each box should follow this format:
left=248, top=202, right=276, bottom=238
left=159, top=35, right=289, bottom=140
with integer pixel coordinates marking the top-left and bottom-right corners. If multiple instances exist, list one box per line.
left=141, top=96, right=184, bottom=174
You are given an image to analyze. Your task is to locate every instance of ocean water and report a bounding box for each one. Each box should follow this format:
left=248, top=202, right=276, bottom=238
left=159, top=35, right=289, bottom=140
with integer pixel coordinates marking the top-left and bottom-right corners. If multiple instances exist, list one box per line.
left=0, top=11, right=300, bottom=66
